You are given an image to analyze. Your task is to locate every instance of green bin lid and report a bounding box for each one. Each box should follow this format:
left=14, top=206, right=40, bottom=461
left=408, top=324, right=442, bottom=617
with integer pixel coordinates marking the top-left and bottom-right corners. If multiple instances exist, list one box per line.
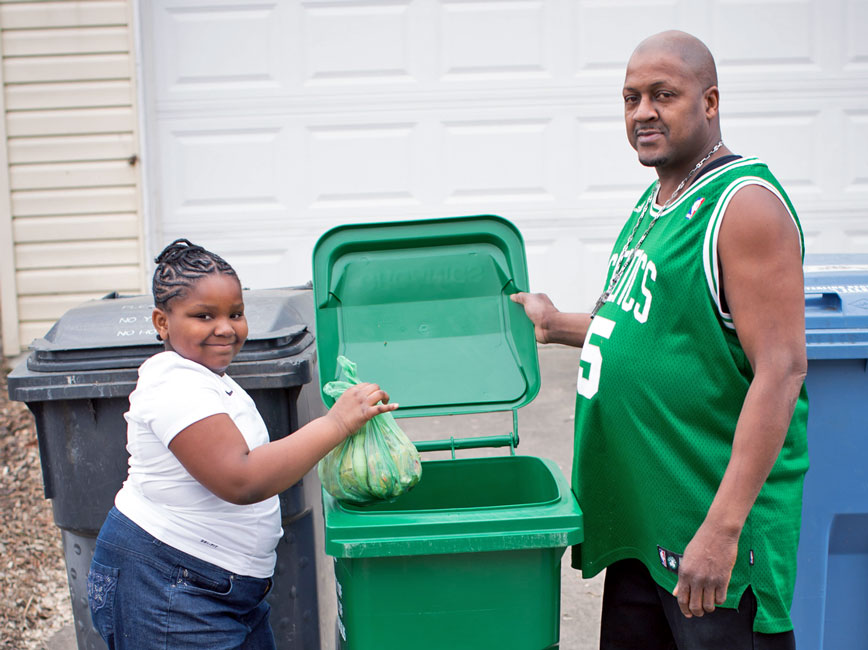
left=312, top=215, right=540, bottom=419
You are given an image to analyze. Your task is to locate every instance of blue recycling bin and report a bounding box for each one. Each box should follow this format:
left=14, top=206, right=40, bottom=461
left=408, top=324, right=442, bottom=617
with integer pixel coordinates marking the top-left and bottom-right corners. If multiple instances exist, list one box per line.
left=792, top=255, right=868, bottom=650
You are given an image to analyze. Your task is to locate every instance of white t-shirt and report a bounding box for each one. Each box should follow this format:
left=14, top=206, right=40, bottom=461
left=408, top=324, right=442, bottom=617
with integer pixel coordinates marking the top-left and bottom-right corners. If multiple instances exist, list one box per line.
left=115, top=351, right=282, bottom=578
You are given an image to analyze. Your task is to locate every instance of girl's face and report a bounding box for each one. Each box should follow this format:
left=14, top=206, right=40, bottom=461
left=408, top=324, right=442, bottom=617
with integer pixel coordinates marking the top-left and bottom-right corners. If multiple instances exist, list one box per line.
left=152, top=273, right=248, bottom=374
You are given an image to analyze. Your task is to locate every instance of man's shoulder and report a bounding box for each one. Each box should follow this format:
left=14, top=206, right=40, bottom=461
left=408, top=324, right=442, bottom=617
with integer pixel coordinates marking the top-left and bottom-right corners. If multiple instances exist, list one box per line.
left=690, top=157, right=786, bottom=203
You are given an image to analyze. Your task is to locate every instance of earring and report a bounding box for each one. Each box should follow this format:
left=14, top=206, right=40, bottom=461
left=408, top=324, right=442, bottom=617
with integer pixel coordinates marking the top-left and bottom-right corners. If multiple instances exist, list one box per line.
left=156, top=333, right=163, bottom=341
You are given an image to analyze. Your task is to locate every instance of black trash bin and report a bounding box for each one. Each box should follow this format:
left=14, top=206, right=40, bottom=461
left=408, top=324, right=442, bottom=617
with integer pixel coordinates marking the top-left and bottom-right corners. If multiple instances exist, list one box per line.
left=7, top=287, right=326, bottom=650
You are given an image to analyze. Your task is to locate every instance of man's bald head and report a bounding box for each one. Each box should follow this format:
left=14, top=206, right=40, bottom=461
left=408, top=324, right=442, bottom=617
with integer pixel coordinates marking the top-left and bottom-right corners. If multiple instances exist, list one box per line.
left=630, top=31, right=717, bottom=90
left=622, top=31, right=726, bottom=178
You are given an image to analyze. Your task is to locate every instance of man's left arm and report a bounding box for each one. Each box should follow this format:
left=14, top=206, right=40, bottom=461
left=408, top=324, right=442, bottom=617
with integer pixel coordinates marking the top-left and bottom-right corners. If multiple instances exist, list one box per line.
left=673, top=184, right=807, bottom=618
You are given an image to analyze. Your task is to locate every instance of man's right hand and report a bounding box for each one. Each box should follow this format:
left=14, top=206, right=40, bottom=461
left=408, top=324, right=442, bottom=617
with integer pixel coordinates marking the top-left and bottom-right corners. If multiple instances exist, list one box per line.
left=511, top=292, right=592, bottom=348
left=511, top=292, right=558, bottom=344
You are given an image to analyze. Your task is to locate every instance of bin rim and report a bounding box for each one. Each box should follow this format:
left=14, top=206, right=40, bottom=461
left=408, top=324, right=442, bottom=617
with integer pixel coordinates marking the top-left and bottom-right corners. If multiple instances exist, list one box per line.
left=321, top=455, right=583, bottom=558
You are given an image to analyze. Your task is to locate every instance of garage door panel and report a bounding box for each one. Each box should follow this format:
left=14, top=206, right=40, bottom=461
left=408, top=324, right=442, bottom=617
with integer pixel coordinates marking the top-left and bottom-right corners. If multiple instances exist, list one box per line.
left=439, top=0, right=549, bottom=81
left=844, top=110, right=868, bottom=189
left=160, top=122, right=292, bottom=217
left=155, top=227, right=316, bottom=289
left=524, top=230, right=617, bottom=311
left=152, top=0, right=292, bottom=100
left=573, top=0, right=681, bottom=76
left=219, top=244, right=306, bottom=289
left=443, top=118, right=554, bottom=204
left=844, top=227, right=868, bottom=252
left=846, top=0, right=868, bottom=67
left=723, top=111, right=823, bottom=193
left=574, top=119, right=654, bottom=197
left=803, top=220, right=868, bottom=254
left=302, top=0, right=416, bottom=87
left=307, top=122, right=421, bottom=209
left=713, top=0, right=816, bottom=68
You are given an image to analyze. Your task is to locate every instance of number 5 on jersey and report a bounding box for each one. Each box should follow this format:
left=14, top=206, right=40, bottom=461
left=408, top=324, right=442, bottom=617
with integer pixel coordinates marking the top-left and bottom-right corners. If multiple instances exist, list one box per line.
left=577, top=316, right=616, bottom=399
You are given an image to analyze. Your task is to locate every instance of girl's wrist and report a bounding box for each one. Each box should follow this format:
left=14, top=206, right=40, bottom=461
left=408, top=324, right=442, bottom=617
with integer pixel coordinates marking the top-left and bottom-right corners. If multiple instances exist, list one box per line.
left=323, top=410, right=354, bottom=442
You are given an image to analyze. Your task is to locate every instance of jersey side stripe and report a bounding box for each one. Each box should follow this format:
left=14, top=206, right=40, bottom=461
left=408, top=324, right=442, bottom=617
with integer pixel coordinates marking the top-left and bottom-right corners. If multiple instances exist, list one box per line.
left=702, top=177, right=802, bottom=329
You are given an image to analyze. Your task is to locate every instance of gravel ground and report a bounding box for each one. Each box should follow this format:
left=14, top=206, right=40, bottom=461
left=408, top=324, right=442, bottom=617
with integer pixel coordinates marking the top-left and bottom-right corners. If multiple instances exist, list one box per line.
left=0, top=359, right=73, bottom=650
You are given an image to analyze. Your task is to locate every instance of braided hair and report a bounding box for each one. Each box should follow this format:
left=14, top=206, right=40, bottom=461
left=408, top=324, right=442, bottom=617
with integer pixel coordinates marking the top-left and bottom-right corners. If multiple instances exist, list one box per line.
left=152, top=239, right=238, bottom=309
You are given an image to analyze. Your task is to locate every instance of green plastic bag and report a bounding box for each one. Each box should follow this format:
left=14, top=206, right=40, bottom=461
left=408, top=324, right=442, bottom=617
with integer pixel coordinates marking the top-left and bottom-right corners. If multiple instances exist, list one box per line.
left=318, top=356, right=422, bottom=504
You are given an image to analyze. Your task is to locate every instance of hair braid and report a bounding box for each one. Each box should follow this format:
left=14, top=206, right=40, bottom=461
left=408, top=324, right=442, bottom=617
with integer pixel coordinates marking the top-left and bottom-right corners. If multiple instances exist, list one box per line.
left=152, top=239, right=238, bottom=308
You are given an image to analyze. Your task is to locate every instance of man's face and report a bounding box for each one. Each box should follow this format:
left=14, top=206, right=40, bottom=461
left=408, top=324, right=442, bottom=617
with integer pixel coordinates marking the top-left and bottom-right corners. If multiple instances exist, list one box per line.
left=623, top=49, right=712, bottom=171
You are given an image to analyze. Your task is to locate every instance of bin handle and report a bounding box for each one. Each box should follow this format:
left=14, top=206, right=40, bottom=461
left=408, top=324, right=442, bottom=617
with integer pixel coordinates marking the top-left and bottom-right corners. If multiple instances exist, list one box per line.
left=804, top=291, right=842, bottom=313
left=510, top=409, right=518, bottom=456
left=412, top=410, right=520, bottom=457
left=413, top=434, right=515, bottom=454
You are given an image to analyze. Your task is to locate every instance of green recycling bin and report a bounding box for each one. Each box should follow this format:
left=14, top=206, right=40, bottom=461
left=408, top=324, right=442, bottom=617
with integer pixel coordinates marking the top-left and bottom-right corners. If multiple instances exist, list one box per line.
left=312, top=215, right=584, bottom=650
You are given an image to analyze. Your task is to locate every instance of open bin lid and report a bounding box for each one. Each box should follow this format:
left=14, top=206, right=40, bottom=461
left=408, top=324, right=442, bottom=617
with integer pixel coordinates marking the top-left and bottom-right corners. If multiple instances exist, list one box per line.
left=312, top=215, right=540, bottom=419
left=804, top=254, right=868, bottom=360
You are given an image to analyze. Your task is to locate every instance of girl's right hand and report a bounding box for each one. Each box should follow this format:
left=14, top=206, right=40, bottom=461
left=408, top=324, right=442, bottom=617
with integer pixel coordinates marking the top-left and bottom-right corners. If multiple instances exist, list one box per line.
left=326, top=383, right=397, bottom=439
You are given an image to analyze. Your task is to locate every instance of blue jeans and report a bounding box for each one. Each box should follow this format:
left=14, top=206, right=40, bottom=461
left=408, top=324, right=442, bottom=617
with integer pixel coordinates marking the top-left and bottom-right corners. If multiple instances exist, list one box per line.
left=88, top=507, right=276, bottom=650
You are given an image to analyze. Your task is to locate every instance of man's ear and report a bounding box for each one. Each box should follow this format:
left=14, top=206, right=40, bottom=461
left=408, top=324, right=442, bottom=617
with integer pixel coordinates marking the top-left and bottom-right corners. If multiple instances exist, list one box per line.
left=704, top=85, right=720, bottom=119
left=153, top=307, right=169, bottom=341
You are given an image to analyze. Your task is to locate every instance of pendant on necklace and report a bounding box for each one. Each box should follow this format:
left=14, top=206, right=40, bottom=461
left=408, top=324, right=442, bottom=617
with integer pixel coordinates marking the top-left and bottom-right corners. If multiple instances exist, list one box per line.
left=590, top=291, right=609, bottom=318
left=591, top=248, right=635, bottom=317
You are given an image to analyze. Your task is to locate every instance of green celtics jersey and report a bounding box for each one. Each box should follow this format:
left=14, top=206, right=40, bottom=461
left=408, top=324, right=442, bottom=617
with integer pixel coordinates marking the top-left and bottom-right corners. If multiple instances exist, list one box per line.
left=572, top=157, right=809, bottom=634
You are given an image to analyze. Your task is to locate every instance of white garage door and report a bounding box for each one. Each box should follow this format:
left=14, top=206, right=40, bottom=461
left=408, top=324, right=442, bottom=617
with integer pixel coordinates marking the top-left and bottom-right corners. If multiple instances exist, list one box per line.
left=137, top=0, right=868, bottom=312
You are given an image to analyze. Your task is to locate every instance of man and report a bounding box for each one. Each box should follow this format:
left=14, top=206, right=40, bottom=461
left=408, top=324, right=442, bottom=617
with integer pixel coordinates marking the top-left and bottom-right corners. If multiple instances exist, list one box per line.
left=512, top=31, right=808, bottom=649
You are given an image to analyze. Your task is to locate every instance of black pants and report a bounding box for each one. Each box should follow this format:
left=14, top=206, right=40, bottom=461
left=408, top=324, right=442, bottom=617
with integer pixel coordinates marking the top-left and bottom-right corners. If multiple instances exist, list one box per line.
left=600, top=559, right=796, bottom=650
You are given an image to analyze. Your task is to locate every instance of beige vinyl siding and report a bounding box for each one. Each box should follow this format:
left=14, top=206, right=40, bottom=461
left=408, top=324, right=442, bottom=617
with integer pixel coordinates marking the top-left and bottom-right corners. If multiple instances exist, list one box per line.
left=0, top=0, right=144, bottom=354
left=5, top=80, right=134, bottom=111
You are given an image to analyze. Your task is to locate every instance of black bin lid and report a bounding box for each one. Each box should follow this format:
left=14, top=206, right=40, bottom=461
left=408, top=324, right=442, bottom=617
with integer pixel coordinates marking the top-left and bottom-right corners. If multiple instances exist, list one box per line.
left=8, top=287, right=317, bottom=402
left=26, top=287, right=314, bottom=372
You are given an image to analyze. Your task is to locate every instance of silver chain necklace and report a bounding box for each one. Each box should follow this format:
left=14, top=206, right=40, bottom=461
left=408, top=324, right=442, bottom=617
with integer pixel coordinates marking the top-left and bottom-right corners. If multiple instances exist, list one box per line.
left=589, top=140, right=724, bottom=318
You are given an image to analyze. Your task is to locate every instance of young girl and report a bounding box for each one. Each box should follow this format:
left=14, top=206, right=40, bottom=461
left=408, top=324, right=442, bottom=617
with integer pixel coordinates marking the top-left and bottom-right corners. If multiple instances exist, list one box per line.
left=87, top=239, right=395, bottom=649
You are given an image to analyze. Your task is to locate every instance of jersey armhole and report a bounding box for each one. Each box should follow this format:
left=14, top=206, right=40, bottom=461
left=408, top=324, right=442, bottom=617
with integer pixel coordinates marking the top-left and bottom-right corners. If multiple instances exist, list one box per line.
left=702, top=178, right=804, bottom=330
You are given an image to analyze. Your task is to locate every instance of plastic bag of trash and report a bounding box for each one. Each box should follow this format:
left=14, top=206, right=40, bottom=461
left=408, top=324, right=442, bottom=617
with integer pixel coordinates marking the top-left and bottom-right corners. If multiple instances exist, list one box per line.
left=318, top=356, right=422, bottom=504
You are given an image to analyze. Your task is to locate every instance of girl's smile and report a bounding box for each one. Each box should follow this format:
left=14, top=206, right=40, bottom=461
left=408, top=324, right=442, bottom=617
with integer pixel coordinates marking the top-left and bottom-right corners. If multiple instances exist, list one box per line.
left=152, top=273, right=248, bottom=374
